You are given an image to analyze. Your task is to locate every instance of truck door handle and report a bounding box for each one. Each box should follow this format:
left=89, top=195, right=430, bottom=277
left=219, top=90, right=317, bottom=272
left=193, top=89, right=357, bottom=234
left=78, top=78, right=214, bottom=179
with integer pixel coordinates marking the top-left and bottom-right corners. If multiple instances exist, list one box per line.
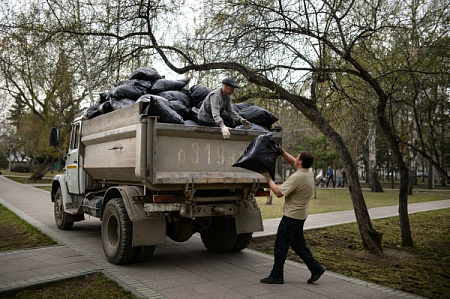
left=108, top=146, right=123, bottom=150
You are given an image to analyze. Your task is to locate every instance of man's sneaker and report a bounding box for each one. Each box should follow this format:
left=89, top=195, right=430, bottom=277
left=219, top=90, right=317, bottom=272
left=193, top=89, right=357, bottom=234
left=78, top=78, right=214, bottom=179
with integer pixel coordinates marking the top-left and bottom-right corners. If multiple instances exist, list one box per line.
left=307, top=266, right=326, bottom=284
left=260, top=276, right=284, bottom=284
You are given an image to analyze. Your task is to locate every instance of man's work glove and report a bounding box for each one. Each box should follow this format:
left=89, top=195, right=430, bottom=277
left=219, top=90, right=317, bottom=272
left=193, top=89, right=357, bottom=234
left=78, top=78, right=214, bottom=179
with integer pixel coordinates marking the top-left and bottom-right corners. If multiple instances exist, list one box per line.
left=260, top=170, right=273, bottom=182
left=221, top=125, right=231, bottom=139
left=240, top=118, right=252, bottom=129
left=277, top=142, right=285, bottom=155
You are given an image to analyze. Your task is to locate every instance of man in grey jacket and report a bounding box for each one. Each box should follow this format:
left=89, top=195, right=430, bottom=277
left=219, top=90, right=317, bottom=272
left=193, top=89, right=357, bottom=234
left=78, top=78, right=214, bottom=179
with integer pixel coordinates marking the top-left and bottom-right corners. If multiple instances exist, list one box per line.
left=197, top=78, right=252, bottom=139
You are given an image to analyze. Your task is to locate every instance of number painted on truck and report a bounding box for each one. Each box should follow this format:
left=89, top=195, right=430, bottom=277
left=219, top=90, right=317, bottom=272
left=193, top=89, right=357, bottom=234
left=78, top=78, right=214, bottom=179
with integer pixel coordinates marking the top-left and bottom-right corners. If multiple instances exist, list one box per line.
left=177, top=142, right=243, bottom=166
left=191, top=143, right=199, bottom=164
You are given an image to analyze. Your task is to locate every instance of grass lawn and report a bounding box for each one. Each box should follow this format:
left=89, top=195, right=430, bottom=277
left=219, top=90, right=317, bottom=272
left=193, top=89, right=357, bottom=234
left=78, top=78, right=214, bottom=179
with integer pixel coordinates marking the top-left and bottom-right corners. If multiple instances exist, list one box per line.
left=0, top=271, right=135, bottom=299
left=256, top=188, right=450, bottom=219
left=0, top=203, right=135, bottom=298
left=0, top=204, right=56, bottom=251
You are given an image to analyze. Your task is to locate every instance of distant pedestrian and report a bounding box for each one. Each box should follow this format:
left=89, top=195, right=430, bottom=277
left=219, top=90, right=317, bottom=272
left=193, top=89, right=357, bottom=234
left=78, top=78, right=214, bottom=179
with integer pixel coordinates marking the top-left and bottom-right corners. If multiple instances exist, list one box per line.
left=337, top=176, right=342, bottom=188
left=341, top=169, right=347, bottom=187
left=259, top=147, right=326, bottom=285
left=326, top=165, right=335, bottom=188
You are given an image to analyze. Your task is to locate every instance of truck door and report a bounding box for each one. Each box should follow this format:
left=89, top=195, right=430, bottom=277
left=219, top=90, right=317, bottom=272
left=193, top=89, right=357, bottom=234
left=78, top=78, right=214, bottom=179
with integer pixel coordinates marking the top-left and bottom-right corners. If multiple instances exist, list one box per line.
left=66, top=122, right=84, bottom=194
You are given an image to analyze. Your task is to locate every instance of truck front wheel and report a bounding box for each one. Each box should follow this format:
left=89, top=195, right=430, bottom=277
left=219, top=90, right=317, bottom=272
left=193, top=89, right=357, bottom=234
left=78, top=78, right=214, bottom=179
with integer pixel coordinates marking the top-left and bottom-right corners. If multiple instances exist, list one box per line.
left=54, top=188, right=74, bottom=230
left=102, top=198, right=136, bottom=264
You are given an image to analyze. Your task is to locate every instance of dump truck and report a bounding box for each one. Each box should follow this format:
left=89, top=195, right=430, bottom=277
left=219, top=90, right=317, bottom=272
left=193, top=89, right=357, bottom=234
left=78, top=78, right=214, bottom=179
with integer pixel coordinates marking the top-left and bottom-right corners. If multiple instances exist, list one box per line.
left=49, top=102, right=283, bottom=264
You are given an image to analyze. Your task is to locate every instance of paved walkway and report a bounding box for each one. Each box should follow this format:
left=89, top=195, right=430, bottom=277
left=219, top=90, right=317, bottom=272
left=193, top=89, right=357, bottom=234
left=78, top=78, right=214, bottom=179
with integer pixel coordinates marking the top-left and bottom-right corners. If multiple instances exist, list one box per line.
left=1, top=176, right=448, bottom=298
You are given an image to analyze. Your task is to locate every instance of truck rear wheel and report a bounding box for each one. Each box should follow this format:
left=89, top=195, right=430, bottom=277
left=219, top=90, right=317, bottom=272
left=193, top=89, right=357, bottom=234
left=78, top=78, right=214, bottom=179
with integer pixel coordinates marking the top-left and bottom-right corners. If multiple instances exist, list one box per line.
left=102, top=198, right=136, bottom=264
left=231, top=233, right=253, bottom=252
left=54, top=188, right=74, bottom=230
left=133, top=246, right=156, bottom=263
left=200, top=218, right=238, bottom=253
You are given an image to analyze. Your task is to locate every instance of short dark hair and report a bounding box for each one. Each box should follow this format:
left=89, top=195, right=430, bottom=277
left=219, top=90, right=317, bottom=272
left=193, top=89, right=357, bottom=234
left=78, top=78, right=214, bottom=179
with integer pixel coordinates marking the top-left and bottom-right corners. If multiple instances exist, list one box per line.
left=300, top=151, right=314, bottom=168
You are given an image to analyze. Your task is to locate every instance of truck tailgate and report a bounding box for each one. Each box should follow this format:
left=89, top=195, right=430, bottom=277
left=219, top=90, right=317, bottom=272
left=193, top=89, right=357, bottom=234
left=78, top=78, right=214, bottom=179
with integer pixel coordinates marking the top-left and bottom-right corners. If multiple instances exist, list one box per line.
left=146, top=120, right=283, bottom=187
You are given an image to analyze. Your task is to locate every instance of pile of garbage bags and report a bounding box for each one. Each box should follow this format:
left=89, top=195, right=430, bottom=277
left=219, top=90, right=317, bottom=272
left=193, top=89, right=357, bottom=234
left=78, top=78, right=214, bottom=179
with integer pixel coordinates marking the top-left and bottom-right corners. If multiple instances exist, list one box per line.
left=85, top=67, right=279, bottom=131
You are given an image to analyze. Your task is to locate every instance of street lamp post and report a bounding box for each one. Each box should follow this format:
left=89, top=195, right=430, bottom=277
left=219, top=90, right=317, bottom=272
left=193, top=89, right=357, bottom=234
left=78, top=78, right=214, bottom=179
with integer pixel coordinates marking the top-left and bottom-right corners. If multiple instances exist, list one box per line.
left=8, top=139, right=13, bottom=177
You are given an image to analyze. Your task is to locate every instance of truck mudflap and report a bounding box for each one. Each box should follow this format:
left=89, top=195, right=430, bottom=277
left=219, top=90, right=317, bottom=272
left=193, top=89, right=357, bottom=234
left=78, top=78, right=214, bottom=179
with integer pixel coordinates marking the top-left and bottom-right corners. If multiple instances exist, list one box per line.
left=110, top=186, right=166, bottom=247
left=234, top=194, right=264, bottom=234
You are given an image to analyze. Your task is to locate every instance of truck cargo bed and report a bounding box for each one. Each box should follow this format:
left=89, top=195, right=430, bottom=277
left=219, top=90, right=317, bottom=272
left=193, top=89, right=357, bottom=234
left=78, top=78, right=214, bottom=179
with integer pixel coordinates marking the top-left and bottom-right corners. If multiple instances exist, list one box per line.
left=81, top=102, right=282, bottom=190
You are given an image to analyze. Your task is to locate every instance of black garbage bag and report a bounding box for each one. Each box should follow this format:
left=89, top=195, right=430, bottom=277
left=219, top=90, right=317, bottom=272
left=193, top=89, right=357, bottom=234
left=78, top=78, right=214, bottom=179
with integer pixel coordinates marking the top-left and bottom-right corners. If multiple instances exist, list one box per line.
left=136, top=94, right=150, bottom=103
left=129, top=67, right=162, bottom=83
left=85, top=103, right=101, bottom=119
left=111, top=98, right=136, bottom=110
left=112, top=84, right=147, bottom=100
left=169, top=100, right=189, bottom=119
left=235, top=123, right=269, bottom=132
left=188, top=84, right=211, bottom=108
left=188, top=107, right=199, bottom=122
left=98, top=92, right=111, bottom=104
left=137, top=94, right=170, bottom=107
left=221, top=111, right=237, bottom=128
left=159, top=90, right=191, bottom=106
left=232, top=102, right=253, bottom=113
left=150, top=78, right=190, bottom=94
left=232, top=133, right=278, bottom=180
left=184, top=119, right=199, bottom=126
left=144, top=95, right=184, bottom=124
left=99, top=101, right=114, bottom=115
left=114, top=79, right=152, bottom=92
left=238, top=105, right=278, bottom=130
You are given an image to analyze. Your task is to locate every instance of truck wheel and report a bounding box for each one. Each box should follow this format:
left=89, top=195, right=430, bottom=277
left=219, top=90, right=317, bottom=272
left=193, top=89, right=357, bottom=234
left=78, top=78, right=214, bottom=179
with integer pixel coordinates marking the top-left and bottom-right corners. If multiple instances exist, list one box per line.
left=133, top=246, right=156, bottom=263
left=231, top=233, right=253, bottom=252
left=200, top=218, right=238, bottom=253
left=102, top=198, right=136, bottom=265
left=54, top=187, right=74, bottom=230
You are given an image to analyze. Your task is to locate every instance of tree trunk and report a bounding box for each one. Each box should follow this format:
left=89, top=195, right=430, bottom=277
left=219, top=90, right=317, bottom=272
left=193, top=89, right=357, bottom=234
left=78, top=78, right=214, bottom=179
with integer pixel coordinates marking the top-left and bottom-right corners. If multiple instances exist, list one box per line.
left=362, top=145, right=369, bottom=183
left=347, top=159, right=383, bottom=254
left=440, top=145, right=447, bottom=187
left=428, top=165, right=434, bottom=189
left=398, top=167, right=413, bottom=246
left=367, top=121, right=383, bottom=192
left=29, top=156, right=53, bottom=182
left=377, top=115, right=414, bottom=247
left=291, top=100, right=383, bottom=255
left=408, top=170, right=415, bottom=195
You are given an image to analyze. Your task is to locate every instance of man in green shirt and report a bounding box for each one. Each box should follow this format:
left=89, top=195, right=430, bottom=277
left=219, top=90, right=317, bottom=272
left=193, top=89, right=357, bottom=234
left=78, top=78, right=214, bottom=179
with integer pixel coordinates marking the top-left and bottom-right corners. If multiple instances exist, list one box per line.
left=260, top=148, right=325, bottom=285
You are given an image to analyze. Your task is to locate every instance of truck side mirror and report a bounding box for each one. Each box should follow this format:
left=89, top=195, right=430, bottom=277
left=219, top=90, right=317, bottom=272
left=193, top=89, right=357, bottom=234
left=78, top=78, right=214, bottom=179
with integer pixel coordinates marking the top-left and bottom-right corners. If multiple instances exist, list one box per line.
left=49, top=127, right=60, bottom=147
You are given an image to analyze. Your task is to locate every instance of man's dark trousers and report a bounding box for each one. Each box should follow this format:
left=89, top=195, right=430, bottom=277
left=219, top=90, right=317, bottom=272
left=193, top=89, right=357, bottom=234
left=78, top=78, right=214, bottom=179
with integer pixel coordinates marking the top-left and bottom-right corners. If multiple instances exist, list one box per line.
left=270, top=216, right=321, bottom=279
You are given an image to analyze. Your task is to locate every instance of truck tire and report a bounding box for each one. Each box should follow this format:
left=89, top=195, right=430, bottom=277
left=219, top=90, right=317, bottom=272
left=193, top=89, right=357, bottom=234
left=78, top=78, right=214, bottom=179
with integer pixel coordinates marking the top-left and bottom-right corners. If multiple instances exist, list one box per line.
left=133, top=246, right=156, bottom=263
left=231, top=233, right=253, bottom=252
left=102, top=198, right=136, bottom=264
left=200, top=218, right=238, bottom=253
left=54, top=187, right=74, bottom=230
